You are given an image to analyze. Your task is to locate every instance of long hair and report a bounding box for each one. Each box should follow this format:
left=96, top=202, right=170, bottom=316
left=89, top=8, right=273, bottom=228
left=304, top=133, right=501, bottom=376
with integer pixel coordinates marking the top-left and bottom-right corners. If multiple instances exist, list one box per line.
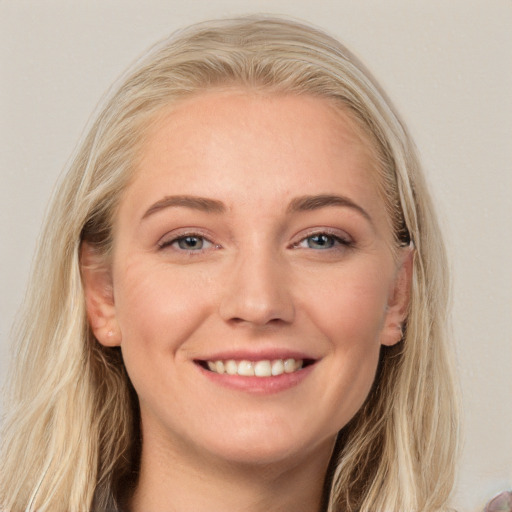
left=0, top=16, right=459, bottom=511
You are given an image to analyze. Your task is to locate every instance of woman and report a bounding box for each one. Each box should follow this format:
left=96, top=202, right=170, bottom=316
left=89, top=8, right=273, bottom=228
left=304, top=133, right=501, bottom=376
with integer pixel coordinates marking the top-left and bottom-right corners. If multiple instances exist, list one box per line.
left=0, top=16, right=460, bottom=511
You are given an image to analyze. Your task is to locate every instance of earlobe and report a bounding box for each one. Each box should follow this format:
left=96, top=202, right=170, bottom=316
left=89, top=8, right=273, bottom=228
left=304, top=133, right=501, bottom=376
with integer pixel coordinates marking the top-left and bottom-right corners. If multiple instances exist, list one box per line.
left=380, top=245, right=414, bottom=347
left=80, top=242, right=121, bottom=347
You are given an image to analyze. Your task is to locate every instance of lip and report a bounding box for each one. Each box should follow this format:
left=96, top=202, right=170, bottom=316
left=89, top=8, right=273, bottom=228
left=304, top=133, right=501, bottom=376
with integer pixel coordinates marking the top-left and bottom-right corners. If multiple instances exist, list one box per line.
left=193, top=349, right=319, bottom=395
left=196, top=362, right=316, bottom=394
left=194, top=348, right=318, bottom=362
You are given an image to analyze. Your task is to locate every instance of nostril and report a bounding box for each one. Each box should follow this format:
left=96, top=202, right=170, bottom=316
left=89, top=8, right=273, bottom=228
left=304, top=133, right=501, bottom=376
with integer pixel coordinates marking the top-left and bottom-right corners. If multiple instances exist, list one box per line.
left=227, top=316, right=289, bottom=328
left=218, top=274, right=295, bottom=326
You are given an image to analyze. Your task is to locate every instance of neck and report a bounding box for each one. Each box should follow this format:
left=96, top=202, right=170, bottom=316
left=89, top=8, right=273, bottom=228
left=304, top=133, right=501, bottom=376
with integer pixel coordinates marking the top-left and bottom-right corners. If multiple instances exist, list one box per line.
left=128, top=426, right=336, bottom=512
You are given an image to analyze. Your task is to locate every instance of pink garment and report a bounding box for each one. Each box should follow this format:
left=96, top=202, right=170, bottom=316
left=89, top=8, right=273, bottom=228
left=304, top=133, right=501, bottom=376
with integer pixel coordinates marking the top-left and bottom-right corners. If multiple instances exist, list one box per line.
left=484, top=491, right=512, bottom=512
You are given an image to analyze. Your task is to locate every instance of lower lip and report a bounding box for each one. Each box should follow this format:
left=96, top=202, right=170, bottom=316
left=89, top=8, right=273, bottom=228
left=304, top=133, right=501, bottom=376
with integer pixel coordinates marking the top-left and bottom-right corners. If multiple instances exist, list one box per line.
left=196, top=363, right=316, bottom=394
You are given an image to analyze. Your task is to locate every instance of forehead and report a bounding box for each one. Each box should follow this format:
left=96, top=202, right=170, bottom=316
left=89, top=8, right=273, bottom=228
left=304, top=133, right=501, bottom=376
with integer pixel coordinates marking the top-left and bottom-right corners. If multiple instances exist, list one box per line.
left=120, top=89, right=388, bottom=226
left=143, top=89, right=377, bottom=160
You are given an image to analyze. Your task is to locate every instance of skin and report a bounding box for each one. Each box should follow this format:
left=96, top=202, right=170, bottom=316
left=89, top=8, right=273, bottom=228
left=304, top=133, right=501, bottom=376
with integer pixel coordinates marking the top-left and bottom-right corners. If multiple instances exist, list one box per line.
left=82, top=90, right=412, bottom=512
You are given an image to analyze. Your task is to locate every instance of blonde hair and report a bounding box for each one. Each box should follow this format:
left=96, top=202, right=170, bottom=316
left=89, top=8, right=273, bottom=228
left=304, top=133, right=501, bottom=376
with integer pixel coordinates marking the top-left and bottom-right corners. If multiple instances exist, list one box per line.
left=0, top=16, right=459, bottom=511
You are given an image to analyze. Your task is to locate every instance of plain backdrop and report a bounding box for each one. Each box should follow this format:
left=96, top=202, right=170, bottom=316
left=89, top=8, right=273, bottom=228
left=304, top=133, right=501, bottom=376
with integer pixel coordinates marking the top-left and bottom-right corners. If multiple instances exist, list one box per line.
left=1, top=2, right=511, bottom=511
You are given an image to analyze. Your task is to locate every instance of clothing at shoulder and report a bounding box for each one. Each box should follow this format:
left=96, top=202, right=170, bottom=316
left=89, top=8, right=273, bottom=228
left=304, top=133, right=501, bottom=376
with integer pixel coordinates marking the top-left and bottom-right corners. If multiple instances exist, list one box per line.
left=484, top=491, right=512, bottom=512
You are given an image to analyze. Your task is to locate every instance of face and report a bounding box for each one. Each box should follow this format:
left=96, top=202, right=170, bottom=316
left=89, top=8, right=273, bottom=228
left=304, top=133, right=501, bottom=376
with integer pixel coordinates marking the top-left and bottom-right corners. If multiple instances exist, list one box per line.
left=84, top=90, right=411, bottom=467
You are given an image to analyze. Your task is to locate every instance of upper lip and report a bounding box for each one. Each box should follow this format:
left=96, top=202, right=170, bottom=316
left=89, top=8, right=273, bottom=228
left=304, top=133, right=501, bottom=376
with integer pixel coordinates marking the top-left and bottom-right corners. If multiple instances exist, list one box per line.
left=193, top=348, right=320, bottom=362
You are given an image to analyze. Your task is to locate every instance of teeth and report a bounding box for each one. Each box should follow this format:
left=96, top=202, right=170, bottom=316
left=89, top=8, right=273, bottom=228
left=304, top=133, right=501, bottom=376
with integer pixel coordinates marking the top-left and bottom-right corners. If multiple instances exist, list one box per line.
left=237, top=360, right=254, bottom=376
left=215, top=361, right=225, bottom=374
left=254, top=360, right=272, bottom=377
left=225, top=359, right=238, bottom=375
left=284, top=358, right=297, bottom=373
left=205, top=358, right=305, bottom=377
left=271, top=359, right=284, bottom=376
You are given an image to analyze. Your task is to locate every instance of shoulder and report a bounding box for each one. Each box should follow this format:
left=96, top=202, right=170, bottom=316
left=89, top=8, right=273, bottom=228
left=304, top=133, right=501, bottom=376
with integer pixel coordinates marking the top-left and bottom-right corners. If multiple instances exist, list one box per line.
left=484, top=491, right=512, bottom=512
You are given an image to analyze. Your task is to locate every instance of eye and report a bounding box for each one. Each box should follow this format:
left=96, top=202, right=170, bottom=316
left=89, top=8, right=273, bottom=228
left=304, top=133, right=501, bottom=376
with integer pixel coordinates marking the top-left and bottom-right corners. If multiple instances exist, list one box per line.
left=158, top=233, right=215, bottom=252
left=176, top=235, right=208, bottom=250
left=295, top=232, right=352, bottom=250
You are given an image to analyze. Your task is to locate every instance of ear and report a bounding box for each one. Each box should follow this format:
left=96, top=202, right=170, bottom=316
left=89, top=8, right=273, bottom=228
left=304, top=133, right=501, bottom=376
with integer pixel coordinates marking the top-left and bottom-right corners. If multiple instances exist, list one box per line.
left=380, top=245, right=414, bottom=347
left=80, top=242, right=121, bottom=347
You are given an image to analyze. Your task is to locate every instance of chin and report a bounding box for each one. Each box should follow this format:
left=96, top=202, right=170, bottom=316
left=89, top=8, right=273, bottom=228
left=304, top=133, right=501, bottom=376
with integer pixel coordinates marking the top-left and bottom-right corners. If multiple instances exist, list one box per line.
left=192, top=420, right=336, bottom=468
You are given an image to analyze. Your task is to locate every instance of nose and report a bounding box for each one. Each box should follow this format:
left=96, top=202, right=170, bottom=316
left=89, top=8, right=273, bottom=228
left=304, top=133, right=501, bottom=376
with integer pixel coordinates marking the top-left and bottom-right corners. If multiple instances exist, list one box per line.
left=218, top=249, right=295, bottom=327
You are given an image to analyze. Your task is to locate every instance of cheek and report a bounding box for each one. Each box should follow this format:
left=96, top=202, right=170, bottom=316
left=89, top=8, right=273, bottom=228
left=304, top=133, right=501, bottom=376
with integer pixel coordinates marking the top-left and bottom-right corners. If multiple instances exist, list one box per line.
left=294, top=263, right=391, bottom=425
left=111, top=258, right=221, bottom=415
left=113, top=258, right=217, bottom=354
left=298, top=262, right=391, bottom=343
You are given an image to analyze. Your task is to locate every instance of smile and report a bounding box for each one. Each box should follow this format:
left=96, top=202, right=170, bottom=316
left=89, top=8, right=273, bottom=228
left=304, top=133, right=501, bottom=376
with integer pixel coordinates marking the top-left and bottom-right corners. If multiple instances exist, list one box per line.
left=204, top=358, right=305, bottom=377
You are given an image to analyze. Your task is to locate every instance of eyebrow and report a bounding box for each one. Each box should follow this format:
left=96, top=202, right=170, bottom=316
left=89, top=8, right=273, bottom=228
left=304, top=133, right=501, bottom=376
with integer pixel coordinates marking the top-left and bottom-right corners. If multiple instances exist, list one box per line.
left=286, top=194, right=372, bottom=223
left=141, top=193, right=372, bottom=224
left=142, top=195, right=226, bottom=219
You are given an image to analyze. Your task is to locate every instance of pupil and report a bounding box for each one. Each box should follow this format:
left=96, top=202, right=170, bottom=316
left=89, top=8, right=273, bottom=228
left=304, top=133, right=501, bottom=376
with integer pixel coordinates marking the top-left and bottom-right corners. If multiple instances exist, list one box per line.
left=309, top=234, right=333, bottom=248
left=179, top=236, right=202, bottom=250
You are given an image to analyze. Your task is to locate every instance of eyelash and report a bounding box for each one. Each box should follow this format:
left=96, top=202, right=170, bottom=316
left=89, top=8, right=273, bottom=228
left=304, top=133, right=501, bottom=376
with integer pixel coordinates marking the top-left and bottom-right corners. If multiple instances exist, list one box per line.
left=157, top=232, right=216, bottom=253
left=292, top=231, right=353, bottom=251
left=157, top=229, right=353, bottom=254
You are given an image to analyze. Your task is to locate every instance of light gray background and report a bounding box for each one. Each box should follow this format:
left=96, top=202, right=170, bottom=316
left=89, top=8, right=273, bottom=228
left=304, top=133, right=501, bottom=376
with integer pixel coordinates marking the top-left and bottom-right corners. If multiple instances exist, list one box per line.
left=1, top=2, right=511, bottom=510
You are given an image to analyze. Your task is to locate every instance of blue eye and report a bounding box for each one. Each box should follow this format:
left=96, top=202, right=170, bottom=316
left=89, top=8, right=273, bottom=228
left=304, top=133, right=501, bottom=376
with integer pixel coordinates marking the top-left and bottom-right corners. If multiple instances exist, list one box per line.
left=296, top=232, right=351, bottom=250
left=306, top=234, right=336, bottom=249
left=176, top=236, right=206, bottom=250
left=158, top=234, right=214, bottom=252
